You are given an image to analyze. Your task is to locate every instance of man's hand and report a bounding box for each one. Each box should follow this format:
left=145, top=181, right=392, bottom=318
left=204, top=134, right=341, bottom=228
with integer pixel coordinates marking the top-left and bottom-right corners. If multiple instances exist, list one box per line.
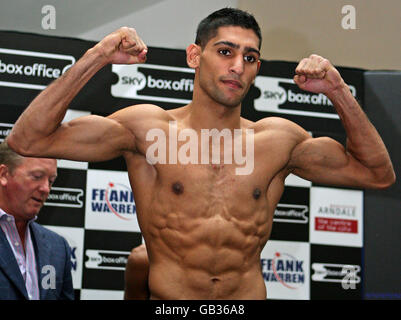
left=94, top=27, right=148, bottom=65
left=293, top=54, right=345, bottom=95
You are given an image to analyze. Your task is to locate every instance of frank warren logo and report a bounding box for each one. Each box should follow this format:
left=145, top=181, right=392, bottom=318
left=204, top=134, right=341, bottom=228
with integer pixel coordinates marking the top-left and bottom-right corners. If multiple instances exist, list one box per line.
left=254, top=75, right=357, bottom=119
left=111, top=63, right=194, bottom=104
left=0, top=48, right=75, bottom=90
left=91, top=182, right=136, bottom=221
left=261, top=252, right=306, bottom=289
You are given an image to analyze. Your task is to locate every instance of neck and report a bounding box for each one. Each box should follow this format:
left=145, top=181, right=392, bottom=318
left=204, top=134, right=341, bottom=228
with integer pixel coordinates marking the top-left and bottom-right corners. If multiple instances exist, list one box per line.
left=0, top=194, right=28, bottom=247
left=188, top=90, right=242, bottom=131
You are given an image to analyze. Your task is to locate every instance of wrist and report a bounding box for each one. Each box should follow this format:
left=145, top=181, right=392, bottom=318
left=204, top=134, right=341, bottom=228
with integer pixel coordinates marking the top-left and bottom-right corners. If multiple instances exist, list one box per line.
left=86, top=44, right=111, bottom=68
left=325, top=79, right=349, bottom=100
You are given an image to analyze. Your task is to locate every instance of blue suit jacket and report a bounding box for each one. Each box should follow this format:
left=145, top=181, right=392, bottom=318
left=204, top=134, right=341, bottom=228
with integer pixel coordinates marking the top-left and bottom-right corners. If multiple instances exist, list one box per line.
left=0, top=222, right=74, bottom=300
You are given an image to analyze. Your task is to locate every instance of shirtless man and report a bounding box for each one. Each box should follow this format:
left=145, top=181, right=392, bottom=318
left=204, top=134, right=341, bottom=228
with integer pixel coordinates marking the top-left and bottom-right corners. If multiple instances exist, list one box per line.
left=7, top=8, right=395, bottom=299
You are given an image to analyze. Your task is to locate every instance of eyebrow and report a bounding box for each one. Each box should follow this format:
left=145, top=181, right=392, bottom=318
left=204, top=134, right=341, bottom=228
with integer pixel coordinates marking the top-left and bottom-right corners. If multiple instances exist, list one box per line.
left=29, top=169, right=57, bottom=179
left=213, top=41, right=260, bottom=57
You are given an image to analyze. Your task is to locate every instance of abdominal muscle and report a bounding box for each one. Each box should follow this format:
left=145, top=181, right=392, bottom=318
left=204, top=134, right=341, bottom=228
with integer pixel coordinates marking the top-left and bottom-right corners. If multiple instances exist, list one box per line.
left=145, top=208, right=270, bottom=300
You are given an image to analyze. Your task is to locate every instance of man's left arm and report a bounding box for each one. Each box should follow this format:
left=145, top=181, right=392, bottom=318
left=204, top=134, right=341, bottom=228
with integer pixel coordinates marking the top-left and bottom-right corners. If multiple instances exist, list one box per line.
left=288, top=54, right=395, bottom=189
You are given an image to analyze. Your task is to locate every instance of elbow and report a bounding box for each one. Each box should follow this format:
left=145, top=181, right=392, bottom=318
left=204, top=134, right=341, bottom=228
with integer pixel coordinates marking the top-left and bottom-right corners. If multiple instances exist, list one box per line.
left=5, top=135, right=33, bottom=157
left=383, top=170, right=396, bottom=188
left=371, top=169, right=396, bottom=190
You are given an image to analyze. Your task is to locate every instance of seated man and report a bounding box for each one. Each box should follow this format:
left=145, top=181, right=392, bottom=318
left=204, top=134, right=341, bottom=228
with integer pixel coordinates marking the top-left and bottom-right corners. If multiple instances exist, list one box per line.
left=0, top=142, right=74, bottom=300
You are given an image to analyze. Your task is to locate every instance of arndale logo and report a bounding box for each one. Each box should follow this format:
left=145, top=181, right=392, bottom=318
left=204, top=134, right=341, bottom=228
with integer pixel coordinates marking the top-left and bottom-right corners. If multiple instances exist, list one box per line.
left=91, top=182, right=136, bottom=221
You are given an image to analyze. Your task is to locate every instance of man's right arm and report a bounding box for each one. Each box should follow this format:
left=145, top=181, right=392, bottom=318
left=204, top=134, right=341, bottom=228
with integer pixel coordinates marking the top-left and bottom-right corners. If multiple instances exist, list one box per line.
left=7, top=27, right=147, bottom=162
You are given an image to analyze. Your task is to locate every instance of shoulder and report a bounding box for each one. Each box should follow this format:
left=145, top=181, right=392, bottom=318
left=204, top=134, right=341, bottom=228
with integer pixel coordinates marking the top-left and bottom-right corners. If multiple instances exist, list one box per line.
left=109, top=104, right=173, bottom=122
left=252, top=116, right=299, bottom=130
left=253, top=116, right=311, bottom=140
left=31, top=222, right=70, bottom=248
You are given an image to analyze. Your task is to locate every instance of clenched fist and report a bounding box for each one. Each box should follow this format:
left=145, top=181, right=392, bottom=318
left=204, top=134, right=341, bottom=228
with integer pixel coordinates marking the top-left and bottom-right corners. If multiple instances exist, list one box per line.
left=294, top=54, right=345, bottom=95
left=94, top=27, right=148, bottom=65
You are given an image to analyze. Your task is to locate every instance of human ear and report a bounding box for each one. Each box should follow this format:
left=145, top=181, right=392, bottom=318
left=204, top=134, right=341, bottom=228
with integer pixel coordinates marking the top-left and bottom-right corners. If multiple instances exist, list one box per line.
left=0, top=164, right=9, bottom=187
left=186, top=44, right=201, bottom=69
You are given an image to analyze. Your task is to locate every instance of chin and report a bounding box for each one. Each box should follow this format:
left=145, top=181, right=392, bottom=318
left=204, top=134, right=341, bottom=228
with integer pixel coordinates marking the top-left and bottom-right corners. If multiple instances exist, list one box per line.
left=24, top=208, right=41, bottom=220
left=214, top=93, right=242, bottom=108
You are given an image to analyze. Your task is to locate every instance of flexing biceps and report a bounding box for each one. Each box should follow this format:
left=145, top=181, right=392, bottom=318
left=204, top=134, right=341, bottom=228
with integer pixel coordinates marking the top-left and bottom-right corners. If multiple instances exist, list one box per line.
left=288, top=136, right=392, bottom=189
left=41, top=114, right=136, bottom=162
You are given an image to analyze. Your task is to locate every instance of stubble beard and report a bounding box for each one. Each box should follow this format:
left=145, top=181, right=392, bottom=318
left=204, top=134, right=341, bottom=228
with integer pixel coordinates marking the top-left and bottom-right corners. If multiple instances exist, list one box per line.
left=200, top=78, right=248, bottom=109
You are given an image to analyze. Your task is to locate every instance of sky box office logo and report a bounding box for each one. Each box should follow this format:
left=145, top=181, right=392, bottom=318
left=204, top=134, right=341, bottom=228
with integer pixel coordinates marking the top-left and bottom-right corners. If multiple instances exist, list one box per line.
left=312, top=263, right=361, bottom=287
left=44, top=187, right=84, bottom=208
left=111, top=63, right=194, bottom=104
left=254, top=76, right=357, bottom=119
left=0, top=48, right=75, bottom=90
left=0, top=123, right=13, bottom=142
left=273, top=203, right=309, bottom=224
left=85, top=250, right=130, bottom=271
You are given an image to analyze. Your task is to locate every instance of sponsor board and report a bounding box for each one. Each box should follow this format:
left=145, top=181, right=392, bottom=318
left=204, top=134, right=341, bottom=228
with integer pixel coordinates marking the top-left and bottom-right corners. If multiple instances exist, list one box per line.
left=270, top=186, right=310, bottom=242
left=85, top=169, right=140, bottom=232
left=284, top=173, right=312, bottom=188
left=0, top=122, right=13, bottom=142
left=310, top=187, right=363, bottom=247
left=311, top=263, right=361, bottom=287
left=44, top=225, right=84, bottom=290
left=111, top=63, right=194, bottom=104
left=274, top=204, right=308, bottom=224
left=85, top=249, right=130, bottom=271
left=261, top=240, right=310, bottom=300
left=0, top=48, right=75, bottom=90
left=45, top=187, right=84, bottom=208
left=254, top=76, right=356, bottom=119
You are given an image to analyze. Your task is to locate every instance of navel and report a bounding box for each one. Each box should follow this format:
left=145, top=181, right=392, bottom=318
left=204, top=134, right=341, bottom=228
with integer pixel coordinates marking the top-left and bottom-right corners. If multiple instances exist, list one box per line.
left=172, top=182, right=184, bottom=195
left=253, top=188, right=261, bottom=200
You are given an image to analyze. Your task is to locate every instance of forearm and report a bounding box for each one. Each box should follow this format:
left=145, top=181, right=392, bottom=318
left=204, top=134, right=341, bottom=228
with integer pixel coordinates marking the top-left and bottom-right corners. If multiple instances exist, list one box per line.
left=7, top=46, right=106, bottom=153
left=328, top=84, right=395, bottom=181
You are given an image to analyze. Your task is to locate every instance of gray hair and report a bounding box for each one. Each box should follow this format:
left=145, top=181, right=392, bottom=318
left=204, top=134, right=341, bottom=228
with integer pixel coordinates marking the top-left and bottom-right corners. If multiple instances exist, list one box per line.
left=0, top=140, right=24, bottom=173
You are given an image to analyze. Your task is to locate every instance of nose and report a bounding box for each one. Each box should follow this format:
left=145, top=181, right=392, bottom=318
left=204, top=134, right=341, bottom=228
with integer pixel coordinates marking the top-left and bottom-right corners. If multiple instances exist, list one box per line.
left=38, top=179, right=51, bottom=195
left=229, top=55, right=244, bottom=76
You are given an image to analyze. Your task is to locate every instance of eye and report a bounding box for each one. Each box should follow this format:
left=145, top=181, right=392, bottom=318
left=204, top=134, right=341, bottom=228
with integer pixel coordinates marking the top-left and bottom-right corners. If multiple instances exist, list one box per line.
left=218, top=49, right=231, bottom=56
left=244, top=55, right=257, bottom=63
left=31, top=173, right=43, bottom=181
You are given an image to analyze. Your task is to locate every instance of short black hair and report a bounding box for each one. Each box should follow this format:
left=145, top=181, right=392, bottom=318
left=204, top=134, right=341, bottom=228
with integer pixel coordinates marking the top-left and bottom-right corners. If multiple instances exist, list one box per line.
left=195, top=8, right=262, bottom=49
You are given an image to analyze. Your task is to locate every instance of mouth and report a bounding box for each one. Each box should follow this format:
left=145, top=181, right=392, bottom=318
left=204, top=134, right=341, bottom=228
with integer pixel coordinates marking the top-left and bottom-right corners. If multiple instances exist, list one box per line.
left=221, top=79, right=243, bottom=90
left=31, top=197, right=44, bottom=205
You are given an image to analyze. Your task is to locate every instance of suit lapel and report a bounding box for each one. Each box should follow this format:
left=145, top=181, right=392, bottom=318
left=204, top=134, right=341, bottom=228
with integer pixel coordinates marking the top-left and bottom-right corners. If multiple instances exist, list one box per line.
left=0, top=227, right=29, bottom=299
left=30, top=223, right=51, bottom=300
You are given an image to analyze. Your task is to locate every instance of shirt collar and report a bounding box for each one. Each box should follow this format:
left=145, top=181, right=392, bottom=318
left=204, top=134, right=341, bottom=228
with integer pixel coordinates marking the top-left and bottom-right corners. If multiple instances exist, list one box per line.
left=0, top=208, right=38, bottom=224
